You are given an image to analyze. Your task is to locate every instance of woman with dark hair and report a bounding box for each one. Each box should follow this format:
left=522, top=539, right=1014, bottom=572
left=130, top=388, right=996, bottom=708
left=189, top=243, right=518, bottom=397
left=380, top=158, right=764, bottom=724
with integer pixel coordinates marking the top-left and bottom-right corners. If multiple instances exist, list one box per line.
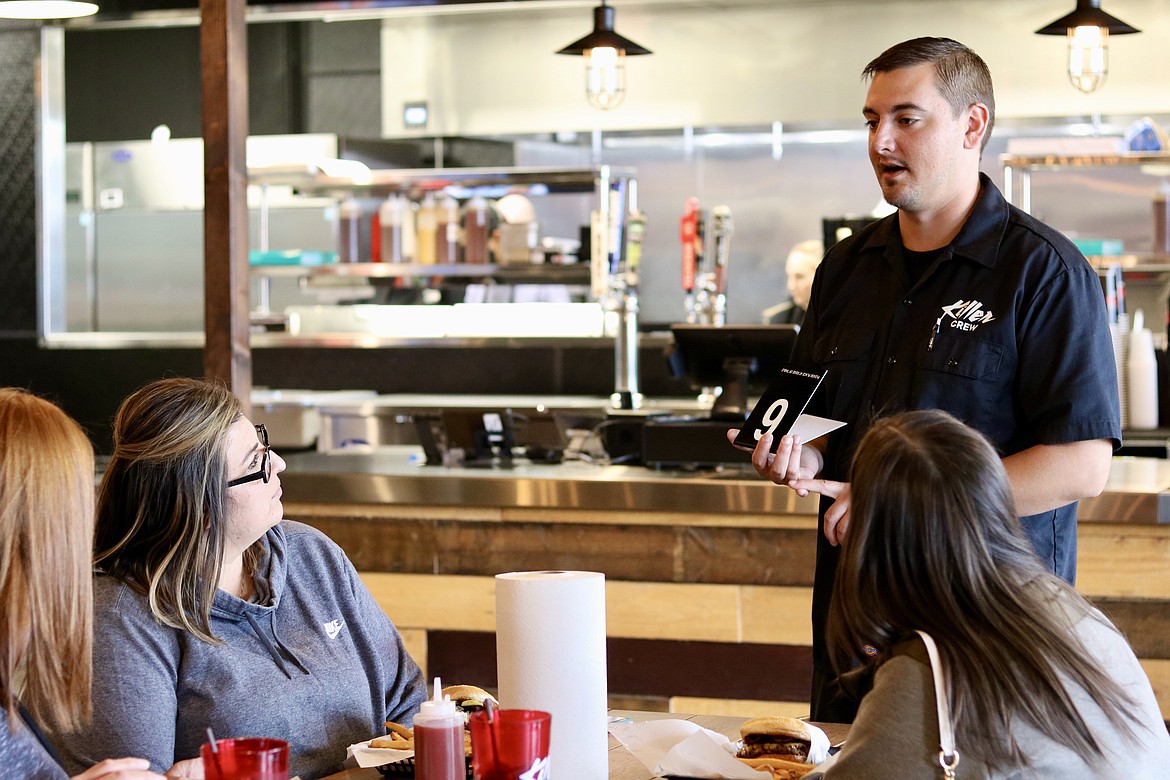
left=52, top=378, right=426, bottom=780
left=0, top=389, right=165, bottom=780
left=817, top=410, right=1170, bottom=778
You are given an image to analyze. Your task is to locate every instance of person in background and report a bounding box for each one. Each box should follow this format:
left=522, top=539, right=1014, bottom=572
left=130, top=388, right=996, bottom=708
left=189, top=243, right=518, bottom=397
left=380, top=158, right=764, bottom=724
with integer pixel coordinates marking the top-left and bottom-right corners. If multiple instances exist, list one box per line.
left=730, top=37, right=1119, bottom=722
left=51, top=378, right=427, bottom=780
left=762, top=239, right=824, bottom=325
left=0, top=389, right=166, bottom=780
left=816, top=410, right=1170, bottom=779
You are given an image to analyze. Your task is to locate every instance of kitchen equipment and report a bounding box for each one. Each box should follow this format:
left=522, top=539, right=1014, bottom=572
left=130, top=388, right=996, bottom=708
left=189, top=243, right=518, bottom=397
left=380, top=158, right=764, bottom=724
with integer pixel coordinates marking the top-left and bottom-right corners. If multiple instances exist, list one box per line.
left=251, top=389, right=378, bottom=449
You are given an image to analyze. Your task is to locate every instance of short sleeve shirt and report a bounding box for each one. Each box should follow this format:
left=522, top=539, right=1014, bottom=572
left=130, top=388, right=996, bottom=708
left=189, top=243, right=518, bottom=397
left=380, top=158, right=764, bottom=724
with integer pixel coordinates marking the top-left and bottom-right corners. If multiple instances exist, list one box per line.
left=794, top=173, right=1120, bottom=486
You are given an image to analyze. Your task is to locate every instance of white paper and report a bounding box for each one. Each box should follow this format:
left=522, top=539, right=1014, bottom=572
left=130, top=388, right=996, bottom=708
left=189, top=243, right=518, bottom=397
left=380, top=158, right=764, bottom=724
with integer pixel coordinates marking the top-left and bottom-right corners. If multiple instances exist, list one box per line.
left=496, top=571, right=608, bottom=780
left=608, top=719, right=831, bottom=779
left=346, top=739, right=413, bottom=769
left=789, top=414, right=846, bottom=442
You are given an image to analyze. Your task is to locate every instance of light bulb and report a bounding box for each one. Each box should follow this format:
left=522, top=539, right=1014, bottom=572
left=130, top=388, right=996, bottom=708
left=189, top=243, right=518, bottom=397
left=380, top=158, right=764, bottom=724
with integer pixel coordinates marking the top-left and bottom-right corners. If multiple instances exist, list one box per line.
left=1067, top=25, right=1108, bottom=93
left=0, top=0, right=97, bottom=17
left=584, top=46, right=625, bottom=111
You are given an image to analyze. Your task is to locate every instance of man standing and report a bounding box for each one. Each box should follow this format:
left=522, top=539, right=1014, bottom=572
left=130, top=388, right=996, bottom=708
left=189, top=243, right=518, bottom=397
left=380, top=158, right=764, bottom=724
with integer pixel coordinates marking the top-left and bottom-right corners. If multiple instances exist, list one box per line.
left=763, top=239, right=824, bottom=325
left=731, top=37, right=1120, bottom=721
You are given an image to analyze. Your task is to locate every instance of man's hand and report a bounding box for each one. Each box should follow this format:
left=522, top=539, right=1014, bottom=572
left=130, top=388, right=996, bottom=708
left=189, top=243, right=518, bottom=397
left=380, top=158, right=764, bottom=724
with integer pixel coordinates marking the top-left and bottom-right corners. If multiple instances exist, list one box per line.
left=71, top=758, right=167, bottom=780
left=726, top=429, right=823, bottom=494
left=728, top=429, right=851, bottom=543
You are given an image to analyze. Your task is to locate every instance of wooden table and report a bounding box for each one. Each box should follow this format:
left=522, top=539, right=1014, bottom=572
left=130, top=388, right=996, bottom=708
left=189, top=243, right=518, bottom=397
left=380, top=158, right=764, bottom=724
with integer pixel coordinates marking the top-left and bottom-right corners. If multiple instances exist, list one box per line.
left=319, top=710, right=849, bottom=780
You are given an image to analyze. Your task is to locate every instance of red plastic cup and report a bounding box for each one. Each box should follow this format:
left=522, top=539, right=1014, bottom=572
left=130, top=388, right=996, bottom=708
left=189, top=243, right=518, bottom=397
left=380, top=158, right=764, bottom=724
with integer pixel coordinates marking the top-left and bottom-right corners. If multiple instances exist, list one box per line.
left=469, top=709, right=551, bottom=780
left=200, top=737, right=290, bottom=780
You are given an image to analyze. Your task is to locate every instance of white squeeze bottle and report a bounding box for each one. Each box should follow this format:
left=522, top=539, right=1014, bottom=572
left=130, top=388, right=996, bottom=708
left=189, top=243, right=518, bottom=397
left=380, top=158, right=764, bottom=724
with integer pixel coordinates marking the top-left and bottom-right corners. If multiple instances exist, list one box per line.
left=413, top=677, right=464, bottom=780
left=1128, top=308, right=1159, bottom=430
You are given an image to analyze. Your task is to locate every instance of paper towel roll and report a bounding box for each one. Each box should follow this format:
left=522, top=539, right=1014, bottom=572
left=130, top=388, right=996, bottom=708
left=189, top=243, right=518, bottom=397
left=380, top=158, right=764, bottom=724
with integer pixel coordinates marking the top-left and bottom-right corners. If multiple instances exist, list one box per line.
left=496, top=571, right=608, bottom=780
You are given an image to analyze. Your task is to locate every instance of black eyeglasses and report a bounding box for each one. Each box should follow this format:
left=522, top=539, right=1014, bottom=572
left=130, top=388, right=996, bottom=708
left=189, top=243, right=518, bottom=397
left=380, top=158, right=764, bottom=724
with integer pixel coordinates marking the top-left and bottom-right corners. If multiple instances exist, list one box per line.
left=227, top=424, right=271, bottom=487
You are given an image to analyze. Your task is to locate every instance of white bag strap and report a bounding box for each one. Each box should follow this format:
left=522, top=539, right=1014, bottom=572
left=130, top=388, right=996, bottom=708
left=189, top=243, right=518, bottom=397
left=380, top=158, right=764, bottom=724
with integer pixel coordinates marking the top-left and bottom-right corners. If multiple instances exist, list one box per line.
left=915, top=630, right=961, bottom=778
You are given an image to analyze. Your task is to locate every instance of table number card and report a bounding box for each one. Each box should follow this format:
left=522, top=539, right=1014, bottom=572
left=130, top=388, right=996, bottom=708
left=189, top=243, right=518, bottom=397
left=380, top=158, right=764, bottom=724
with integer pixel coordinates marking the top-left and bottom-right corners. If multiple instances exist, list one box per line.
left=733, top=366, right=845, bottom=451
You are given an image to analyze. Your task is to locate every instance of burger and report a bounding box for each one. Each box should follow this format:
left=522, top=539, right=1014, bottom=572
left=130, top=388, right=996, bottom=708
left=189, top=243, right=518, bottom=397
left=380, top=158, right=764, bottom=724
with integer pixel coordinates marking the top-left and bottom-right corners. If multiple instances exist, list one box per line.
left=735, top=716, right=816, bottom=779
left=439, top=684, right=499, bottom=757
left=441, top=684, right=498, bottom=720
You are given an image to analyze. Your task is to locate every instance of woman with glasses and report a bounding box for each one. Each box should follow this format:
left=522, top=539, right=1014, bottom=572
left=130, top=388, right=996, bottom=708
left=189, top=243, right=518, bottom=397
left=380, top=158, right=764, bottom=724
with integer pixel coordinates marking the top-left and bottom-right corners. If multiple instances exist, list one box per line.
left=51, top=378, right=426, bottom=780
left=0, top=389, right=166, bottom=780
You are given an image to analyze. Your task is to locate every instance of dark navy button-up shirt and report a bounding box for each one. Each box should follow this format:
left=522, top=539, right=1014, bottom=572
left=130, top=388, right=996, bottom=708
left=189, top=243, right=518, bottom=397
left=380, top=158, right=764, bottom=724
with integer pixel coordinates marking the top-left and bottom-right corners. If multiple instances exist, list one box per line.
left=795, top=173, right=1120, bottom=583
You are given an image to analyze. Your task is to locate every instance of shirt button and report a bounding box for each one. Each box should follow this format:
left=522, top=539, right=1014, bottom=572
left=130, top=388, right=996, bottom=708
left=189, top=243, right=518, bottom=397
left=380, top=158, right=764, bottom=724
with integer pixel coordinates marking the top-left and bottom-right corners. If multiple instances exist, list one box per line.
left=887, top=356, right=897, bottom=365
left=947, top=358, right=959, bottom=367
left=829, top=347, right=838, bottom=357
left=902, top=298, right=912, bottom=306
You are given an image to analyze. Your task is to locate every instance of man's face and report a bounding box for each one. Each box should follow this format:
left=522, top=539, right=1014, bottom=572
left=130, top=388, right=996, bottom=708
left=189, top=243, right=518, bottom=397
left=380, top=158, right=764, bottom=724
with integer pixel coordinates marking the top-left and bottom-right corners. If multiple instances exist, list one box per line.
left=786, top=253, right=818, bottom=311
left=863, top=62, right=975, bottom=215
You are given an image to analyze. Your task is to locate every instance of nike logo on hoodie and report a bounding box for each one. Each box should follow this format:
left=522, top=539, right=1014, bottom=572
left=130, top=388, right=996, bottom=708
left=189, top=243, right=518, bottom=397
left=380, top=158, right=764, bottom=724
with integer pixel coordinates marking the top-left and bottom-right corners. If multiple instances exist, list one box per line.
left=323, top=619, right=345, bottom=639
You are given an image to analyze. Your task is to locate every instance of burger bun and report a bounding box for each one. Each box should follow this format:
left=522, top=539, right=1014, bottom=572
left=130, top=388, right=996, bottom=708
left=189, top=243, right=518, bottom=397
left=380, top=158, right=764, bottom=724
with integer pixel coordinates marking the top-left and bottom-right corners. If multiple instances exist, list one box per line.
left=739, top=716, right=811, bottom=742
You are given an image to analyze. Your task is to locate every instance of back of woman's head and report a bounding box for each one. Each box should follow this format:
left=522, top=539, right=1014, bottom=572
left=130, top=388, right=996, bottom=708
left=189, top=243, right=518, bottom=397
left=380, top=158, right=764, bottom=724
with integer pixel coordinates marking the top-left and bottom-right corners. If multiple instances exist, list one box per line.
left=836, top=409, right=1043, bottom=644
left=830, top=410, right=1139, bottom=768
left=95, top=377, right=241, bottom=642
left=0, top=388, right=94, bottom=729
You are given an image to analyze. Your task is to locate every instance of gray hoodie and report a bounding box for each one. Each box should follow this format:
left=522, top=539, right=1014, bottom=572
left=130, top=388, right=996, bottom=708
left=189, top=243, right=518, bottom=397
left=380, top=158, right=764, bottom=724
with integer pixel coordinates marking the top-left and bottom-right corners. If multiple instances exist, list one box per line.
left=0, top=706, right=68, bottom=780
left=52, top=520, right=426, bottom=780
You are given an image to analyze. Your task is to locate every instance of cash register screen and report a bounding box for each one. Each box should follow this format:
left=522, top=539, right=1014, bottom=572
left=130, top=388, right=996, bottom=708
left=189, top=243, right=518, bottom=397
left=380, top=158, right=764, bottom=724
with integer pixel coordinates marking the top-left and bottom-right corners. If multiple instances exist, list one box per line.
left=668, top=324, right=800, bottom=420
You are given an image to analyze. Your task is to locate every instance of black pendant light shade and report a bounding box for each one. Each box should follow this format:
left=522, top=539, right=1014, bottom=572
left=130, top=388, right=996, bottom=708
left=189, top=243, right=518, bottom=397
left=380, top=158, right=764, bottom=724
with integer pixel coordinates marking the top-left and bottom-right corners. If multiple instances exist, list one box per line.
left=1035, top=0, right=1139, bottom=35
left=556, top=2, right=651, bottom=56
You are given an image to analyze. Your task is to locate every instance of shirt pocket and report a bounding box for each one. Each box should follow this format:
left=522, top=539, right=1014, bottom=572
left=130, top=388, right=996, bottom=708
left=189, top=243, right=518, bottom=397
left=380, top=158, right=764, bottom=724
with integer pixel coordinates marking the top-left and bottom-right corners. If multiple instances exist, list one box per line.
left=813, top=325, right=876, bottom=364
left=918, top=332, right=1004, bottom=379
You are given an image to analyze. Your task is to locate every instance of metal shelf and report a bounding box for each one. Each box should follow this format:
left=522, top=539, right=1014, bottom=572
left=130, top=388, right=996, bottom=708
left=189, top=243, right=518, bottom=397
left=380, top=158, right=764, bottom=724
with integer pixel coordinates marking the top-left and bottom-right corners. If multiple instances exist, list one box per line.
left=251, top=262, right=592, bottom=283
left=1002, top=151, right=1170, bottom=213
left=248, top=165, right=636, bottom=198
left=999, top=151, right=1170, bottom=171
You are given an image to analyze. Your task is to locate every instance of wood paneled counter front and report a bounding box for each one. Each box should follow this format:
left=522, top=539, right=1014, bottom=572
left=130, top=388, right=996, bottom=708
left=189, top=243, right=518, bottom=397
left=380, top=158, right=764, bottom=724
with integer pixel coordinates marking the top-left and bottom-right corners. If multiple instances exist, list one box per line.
left=281, top=449, right=1170, bottom=721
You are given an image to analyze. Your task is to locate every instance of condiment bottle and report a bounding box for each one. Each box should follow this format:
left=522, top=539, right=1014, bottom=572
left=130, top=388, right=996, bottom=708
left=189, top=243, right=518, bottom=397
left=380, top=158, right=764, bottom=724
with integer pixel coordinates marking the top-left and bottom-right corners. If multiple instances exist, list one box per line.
left=413, top=677, right=464, bottom=780
left=416, top=194, right=438, bottom=265
left=379, top=194, right=407, bottom=264
left=436, top=194, right=460, bottom=265
left=1154, top=181, right=1170, bottom=256
left=338, top=197, right=366, bottom=263
left=401, top=199, right=418, bottom=263
left=1129, top=309, right=1159, bottom=430
left=463, top=197, right=490, bottom=265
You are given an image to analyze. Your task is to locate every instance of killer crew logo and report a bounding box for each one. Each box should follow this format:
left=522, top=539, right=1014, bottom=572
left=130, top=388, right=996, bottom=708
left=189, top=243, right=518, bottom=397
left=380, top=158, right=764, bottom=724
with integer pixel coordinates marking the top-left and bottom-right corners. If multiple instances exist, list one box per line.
left=939, top=299, right=995, bottom=332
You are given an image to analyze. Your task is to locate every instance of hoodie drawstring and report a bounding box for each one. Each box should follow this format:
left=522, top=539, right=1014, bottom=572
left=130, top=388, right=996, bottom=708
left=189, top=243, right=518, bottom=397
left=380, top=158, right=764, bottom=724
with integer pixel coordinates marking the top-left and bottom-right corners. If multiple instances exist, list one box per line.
left=271, top=614, right=311, bottom=675
left=244, top=612, right=307, bottom=679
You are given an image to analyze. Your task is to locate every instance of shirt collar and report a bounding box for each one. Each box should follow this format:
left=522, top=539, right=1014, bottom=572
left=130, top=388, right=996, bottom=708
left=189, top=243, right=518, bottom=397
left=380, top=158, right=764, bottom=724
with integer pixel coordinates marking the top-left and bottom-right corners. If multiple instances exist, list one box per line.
left=858, top=172, right=1008, bottom=271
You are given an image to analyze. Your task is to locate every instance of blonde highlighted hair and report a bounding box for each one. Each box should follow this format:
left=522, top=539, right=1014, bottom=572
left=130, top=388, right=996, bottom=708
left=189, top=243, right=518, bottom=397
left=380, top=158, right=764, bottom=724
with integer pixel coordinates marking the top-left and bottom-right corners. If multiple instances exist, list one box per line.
left=94, top=377, right=249, bottom=643
left=0, top=388, right=95, bottom=730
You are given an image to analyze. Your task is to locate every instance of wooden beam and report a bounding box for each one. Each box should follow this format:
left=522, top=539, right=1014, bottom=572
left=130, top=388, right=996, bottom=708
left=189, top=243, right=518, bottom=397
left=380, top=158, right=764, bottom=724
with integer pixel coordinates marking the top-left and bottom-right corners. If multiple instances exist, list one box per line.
left=200, top=0, right=252, bottom=414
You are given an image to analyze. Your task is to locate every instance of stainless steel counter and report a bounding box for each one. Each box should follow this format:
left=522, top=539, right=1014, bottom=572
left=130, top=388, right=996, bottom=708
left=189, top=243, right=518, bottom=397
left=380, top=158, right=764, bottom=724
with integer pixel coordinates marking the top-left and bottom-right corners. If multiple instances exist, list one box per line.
left=282, top=446, right=814, bottom=517
left=280, top=448, right=1170, bottom=524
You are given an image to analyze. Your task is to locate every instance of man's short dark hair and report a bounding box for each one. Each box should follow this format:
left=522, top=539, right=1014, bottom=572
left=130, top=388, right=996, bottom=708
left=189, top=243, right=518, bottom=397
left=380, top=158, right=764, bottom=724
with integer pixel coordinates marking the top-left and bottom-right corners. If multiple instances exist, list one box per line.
left=863, top=37, right=995, bottom=153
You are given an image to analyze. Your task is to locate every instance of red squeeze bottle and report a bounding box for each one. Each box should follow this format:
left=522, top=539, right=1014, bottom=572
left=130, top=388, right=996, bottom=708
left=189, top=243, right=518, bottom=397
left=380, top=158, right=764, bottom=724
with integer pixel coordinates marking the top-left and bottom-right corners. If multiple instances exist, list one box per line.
left=414, top=678, right=464, bottom=780
left=680, top=197, right=699, bottom=292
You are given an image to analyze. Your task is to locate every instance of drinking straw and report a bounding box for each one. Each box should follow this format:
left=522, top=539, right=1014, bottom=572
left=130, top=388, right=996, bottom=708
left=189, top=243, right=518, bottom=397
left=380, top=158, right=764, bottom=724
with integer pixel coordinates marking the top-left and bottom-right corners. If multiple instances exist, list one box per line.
left=482, top=697, right=500, bottom=771
left=206, top=727, right=223, bottom=777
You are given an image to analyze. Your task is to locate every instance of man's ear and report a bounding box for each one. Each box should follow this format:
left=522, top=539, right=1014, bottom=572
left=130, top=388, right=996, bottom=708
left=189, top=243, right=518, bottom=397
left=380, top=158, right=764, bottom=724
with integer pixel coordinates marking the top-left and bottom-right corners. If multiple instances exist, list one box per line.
left=964, top=103, right=990, bottom=151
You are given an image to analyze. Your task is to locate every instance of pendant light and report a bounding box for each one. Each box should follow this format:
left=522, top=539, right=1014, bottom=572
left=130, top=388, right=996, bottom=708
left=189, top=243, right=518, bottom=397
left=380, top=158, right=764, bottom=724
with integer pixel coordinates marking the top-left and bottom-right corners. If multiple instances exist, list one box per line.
left=1035, top=0, right=1139, bottom=94
left=556, top=1, right=651, bottom=111
left=0, top=0, right=97, bottom=18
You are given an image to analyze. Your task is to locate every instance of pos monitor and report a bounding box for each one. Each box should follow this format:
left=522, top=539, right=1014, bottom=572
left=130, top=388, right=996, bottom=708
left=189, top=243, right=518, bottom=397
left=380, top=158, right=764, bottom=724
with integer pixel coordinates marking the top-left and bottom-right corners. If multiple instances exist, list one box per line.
left=668, top=324, right=800, bottom=421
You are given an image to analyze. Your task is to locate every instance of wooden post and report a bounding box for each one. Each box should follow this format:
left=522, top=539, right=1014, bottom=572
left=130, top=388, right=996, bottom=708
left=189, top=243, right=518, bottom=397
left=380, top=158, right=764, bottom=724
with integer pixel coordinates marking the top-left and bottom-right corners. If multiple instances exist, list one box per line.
left=200, top=0, right=252, bottom=415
